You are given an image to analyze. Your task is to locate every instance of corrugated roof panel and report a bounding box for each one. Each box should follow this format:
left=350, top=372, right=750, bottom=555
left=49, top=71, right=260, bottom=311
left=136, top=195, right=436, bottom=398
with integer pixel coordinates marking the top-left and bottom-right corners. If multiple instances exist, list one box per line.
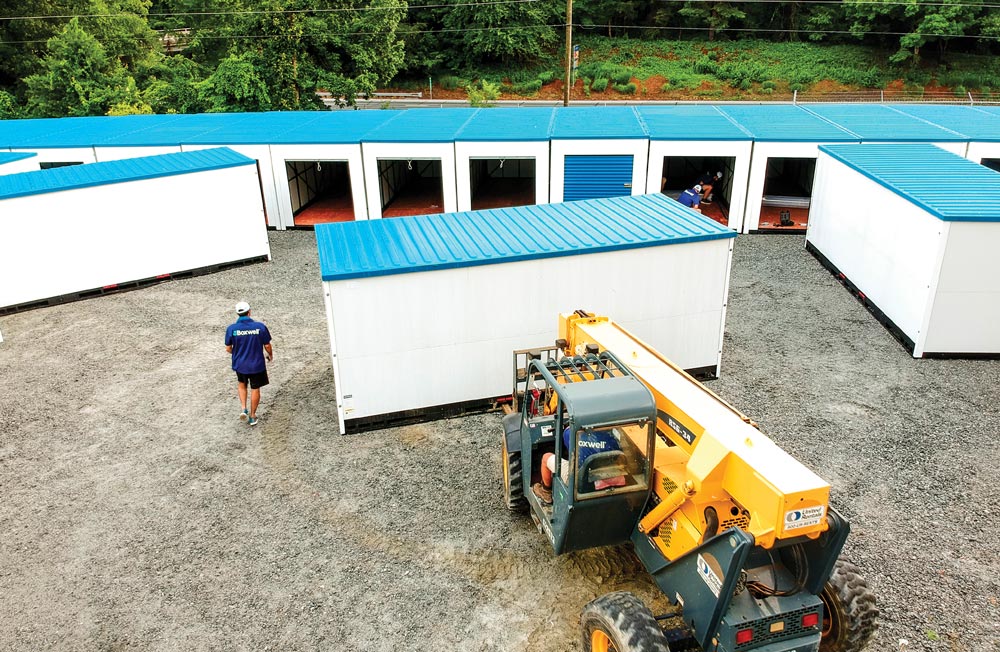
left=804, top=104, right=965, bottom=141
left=362, top=108, right=479, bottom=142
left=819, top=143, right=1000, bottom=221
left=0, top=147, right=255, bottom=201
left=455, top=107, right=555, bottom=141
left=183, top=111, right=323, bottom=144
left=0, top=117, right=90, bottom=149
left=0, top=152, right=37, bottom=165
left=973, top=106, right=1000, bottom=118
left=550, top=106, right=646, bottom=140
left=275, top=110, right=402, bottom=144
left=718, top=105, right=858, bottom=142
left=889, top=104, right=1000, bottom=142
left=636, top=105, right=751, bottom=141
left=316, top=193, right=735, bottom=281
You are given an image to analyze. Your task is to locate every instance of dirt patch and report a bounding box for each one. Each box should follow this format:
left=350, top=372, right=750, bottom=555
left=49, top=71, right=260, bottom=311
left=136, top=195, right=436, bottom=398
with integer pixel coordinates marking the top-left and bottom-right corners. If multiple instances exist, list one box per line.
left=1, top=233, right=998, bottom=651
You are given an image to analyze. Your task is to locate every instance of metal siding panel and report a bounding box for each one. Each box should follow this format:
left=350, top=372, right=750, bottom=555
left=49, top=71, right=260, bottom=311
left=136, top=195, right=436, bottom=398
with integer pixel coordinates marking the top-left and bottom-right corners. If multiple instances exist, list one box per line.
left=315, top=193, right=735, bottom=281
left=563, top=155, right=634, bottom=201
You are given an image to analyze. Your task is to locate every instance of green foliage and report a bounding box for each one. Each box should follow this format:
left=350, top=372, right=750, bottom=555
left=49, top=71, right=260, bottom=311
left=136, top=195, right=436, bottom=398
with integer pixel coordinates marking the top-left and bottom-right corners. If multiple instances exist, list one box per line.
left=466, top=79, right=500, bottom=107
left=954, top=85, right=967, bottom=96
left=198, top=52, right=271, bottom=112
left=591, top=77, right=610, bottom=92
left=537, top=71, right=556, bottom=84
left=612, top=82, right=637, bottom=94
left=0, top=90, right=22, bottom=119
left=139, top=55, right=208, bottom=114
left=762, top=80, right=777, bottom=90
left=439, top=75, right=460, bottom=91
left=442, top=0, right=557, bottom=65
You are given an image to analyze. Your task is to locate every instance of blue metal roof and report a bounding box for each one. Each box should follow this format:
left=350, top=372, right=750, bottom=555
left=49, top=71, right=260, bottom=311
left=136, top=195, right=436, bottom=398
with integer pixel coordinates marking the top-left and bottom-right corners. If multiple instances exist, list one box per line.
left=636, top=105, right=751, bottom=141
left=0, top=147, right=255, bottom=201
left=274, top=110, right=401, bottom=144
left=315, top=193, right=735, bottom=281
left=361, top=108, right=479, bottom=143
left=819, top=143, right=1000, bottom=222
left=973, top=106, right=1000, bottom=119
left=717, top=105, right=859, bottom=142
left=550, top=106, right=646, bottom=140
left=0, top=151, right=37, bottom=165
left=455, top=108, right=556, bottom=142
left=804, top=104, right=965, bottom=142
left=887, top=104, right=1000, bottom=142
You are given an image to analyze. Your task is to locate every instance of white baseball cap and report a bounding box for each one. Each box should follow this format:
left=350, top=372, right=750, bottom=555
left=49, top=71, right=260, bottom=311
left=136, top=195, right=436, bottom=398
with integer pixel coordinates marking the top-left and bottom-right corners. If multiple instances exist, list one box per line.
left=693, top=184, right=703, bottom=193
left=235, top=301, right=251, bottom=315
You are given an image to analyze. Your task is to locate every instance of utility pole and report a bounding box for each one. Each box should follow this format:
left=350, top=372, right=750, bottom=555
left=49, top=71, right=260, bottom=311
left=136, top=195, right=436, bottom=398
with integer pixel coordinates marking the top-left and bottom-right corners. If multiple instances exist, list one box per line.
left=563, top=0, right=573, bottom=106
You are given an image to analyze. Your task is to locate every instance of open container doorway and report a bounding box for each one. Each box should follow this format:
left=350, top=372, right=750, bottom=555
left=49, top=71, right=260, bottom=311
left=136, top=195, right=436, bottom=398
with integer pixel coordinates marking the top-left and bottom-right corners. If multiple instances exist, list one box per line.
left=470, top=158, right=536, bottom=210
left=660, top=156, right=736, bottom=228
left=285, top=160, right=353, bottom=226
left=377, top=158, right=445, bottom=218
left=758, top=157, right=816, bottom=232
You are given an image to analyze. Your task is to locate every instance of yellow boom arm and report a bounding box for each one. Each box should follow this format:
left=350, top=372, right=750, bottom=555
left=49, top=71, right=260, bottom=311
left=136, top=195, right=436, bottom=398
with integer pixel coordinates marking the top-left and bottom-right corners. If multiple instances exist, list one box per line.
left=559, top=312, right=831, bottom=557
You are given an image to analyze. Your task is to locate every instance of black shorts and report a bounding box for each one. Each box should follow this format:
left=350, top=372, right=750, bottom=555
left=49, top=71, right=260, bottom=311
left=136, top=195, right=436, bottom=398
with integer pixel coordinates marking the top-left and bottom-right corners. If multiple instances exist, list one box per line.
left=236, top=369, right=269, bottom=388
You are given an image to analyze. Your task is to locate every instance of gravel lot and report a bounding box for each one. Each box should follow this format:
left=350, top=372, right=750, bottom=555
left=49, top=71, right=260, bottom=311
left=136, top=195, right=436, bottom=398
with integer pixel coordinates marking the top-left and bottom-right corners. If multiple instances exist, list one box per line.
left=1, top=231, right=998, bottom=652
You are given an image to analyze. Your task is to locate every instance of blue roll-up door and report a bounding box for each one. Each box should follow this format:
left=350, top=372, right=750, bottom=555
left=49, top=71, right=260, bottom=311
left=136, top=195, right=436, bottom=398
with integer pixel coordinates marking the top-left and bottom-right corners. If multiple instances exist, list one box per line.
left=564, top=155, right=634, bottom=201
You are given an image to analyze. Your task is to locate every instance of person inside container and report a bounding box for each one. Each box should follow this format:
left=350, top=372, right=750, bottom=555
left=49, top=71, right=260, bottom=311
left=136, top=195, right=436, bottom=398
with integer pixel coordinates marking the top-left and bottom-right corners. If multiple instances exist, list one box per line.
left=532, top=426, right=626, bottom=505
left=677, top=184, right=702, bottom=212
left=695, top=171, right=723, bottom=204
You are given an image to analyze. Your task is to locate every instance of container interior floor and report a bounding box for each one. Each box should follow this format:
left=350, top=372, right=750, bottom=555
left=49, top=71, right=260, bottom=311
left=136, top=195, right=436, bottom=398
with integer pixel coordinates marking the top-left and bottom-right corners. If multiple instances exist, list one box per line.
left=292, top=194, right=354, bottom=225
left=382, top=186, right=445, bottom=218
left=757, top=205, right=809, bottom=231
left=471, top=178, right=535, bottom=211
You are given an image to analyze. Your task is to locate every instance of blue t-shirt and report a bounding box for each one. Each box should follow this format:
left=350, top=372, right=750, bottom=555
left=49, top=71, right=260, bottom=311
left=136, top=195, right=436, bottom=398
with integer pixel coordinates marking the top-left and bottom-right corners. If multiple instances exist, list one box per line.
left=678, top=188, right=700, bottom=208
left=225, top=316, right=272, bottom=374
left=563, top=427, right=621, bottom=466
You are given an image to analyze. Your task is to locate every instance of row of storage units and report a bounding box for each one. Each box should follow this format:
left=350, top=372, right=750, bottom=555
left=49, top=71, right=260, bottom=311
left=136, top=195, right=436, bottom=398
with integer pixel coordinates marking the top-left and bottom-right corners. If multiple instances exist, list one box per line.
left=0, top=147, right=271, bottom=314
left=314, top=193, right=736, bottom=434
left=2, top=104, right=1000, bottom=234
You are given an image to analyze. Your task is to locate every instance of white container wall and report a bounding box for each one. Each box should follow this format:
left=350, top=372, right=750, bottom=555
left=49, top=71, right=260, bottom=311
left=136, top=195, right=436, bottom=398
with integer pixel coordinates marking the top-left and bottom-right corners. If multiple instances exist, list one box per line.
left=0, top=164, right=270, bottom=311
left=0, top=155, right=39, bottom=175
left=323, top=238, right=733, bottom=433
left=807, top=148, right=1000, bottom=357
left=360, top=142, right=458, bottom=219
left=182, top=144, right=281, bottom=228
left=550, top=139, right=649, bottom=201
left=10, top=147, right=97, bottom=167
left=268, top=144, right=368, bottom=225
left=646, top=140, right=753, bottom=232
left=93, top=146, right=183, bottom=162
left=455, top=141, right=551, bottom=211
left=967, top=142, right=1000, bottom=166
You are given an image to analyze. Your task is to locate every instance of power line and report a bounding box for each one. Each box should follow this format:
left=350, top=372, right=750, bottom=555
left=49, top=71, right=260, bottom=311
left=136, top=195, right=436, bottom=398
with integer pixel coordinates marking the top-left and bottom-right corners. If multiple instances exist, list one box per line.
left=580, top=22, right=1000, bottom=39
left=0, top=0, right=546, bottom=22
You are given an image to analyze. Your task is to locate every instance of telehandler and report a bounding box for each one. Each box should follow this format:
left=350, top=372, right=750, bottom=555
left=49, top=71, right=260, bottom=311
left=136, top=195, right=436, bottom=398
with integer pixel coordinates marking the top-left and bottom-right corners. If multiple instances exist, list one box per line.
left=501, top=311, right=877, bottom=652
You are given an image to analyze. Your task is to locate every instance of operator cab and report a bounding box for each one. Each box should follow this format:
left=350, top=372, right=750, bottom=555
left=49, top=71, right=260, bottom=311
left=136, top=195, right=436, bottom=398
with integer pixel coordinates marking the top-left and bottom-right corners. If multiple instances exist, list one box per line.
left=515, top=352, right=657, bottom=554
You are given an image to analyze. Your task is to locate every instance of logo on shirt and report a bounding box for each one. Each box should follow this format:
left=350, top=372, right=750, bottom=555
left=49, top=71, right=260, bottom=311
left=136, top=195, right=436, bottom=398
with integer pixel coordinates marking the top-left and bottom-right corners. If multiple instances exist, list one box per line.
left=233, top=329, right=261, bottom=336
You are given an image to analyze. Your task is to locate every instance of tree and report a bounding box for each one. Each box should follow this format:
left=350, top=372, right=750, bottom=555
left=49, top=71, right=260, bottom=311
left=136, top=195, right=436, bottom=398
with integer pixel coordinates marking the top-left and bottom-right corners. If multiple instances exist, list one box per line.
left=466, top=79, right=499, bottom=106
left=197, top=51, right=270, bottom=112
left=138, top=54, right=208, bottom=113
left=441, top=0, right=557, bottom=65
left=23, top=18, right=145, bottom=116
left=678, top=1, right=746, bottom=41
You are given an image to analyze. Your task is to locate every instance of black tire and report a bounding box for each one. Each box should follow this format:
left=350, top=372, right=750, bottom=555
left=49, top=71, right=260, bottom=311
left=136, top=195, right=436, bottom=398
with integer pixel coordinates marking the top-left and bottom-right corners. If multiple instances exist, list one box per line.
left=502, top=438, right=528, bottom=512
left=581, top=592, right=671, bottom=652
left=819, top=558, right=878, bottom=652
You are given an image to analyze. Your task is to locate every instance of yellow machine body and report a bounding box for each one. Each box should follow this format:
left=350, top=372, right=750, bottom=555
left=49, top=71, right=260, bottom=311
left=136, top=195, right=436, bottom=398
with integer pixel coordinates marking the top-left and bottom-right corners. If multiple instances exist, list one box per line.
left=558, top=312, right=831, bottom=556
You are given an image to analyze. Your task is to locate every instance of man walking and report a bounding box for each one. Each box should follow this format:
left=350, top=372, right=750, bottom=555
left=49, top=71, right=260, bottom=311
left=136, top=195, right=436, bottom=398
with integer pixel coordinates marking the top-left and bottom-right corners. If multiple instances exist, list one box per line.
left=225, top=301, right=272, bottom=427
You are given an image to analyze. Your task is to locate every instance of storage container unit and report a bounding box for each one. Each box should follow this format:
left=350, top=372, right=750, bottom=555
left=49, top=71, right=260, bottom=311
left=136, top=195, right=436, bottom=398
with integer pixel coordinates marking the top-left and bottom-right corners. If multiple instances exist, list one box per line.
left=803, top=103, right=967, bottom=155
left=807, top=143, right=1000, bottom=357
left=360, top=109, right=477, bottom=219
left=718, top=105, right=859, bottom=233
left=0, top=152, right=38, bottom=175
left=316, top=193, right=736, bottom=433
left=549, top=106, right=649, bottom=203
left=267, top=111, right=400, bottom=227
left=0, top=148, right=270, bottom=313
left=454, top=107, right=555, bottom=212
left=637, top=105, right=753, bottom=231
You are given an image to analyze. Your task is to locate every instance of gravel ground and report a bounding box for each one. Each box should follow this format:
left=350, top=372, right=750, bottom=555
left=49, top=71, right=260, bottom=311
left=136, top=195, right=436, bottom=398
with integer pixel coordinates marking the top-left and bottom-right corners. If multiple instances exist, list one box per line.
left=0, top=231, right=998, bottom=652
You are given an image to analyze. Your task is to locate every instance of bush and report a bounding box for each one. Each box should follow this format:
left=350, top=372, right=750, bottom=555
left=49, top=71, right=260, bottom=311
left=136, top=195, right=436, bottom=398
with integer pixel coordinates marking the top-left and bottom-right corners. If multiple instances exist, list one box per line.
left=582, top=77, right=592, bottom=97
left=613, top=82, right=637, bottom=94
left=694, top=58, right=718, bottom=75
left=762, top=87, right=774, bottom=95
left=954, top=85, right=968, bottom=97
left=762, top=80, right=777, bottom=91
left=515, top=79, right=543, bottom=95
left=537, top=71, right=556, bottom=84
left=790, top=82, right=805, bottom=92
left=439, top=75, right=460, bottom=91
left=591, top=77, right=609, bottom=92
left=612, top=70, right=632, bottom=85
